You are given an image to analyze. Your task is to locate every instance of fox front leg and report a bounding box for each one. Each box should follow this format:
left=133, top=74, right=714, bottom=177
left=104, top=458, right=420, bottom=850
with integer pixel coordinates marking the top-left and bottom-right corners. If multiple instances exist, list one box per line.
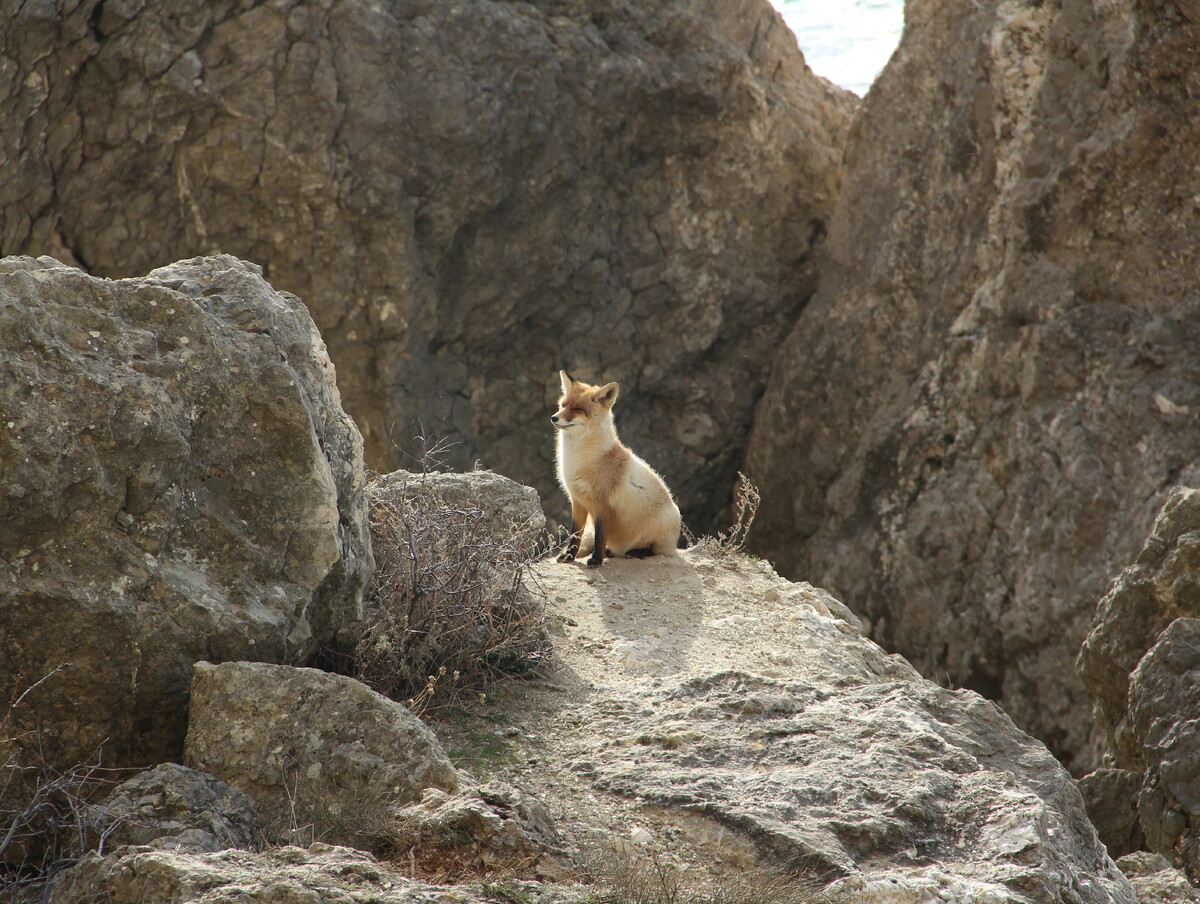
left=587, top=517, right=606, bottom=569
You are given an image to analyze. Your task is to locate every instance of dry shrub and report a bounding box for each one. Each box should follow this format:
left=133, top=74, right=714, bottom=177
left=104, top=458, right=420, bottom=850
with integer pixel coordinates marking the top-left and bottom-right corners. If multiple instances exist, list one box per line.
left=354, top=467, right=550, bottom=712
left=690, top=472, right=761, bottom=558
left=1, top=667, right=124, bottom=897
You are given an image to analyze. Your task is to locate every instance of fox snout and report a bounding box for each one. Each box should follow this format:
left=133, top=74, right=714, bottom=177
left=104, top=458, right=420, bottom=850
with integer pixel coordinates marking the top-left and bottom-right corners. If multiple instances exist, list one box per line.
left=551, top=413, right=574, bottom=429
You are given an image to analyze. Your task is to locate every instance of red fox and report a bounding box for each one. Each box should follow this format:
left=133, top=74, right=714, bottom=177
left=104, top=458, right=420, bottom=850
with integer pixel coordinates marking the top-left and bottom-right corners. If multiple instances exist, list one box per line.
left=552, top=370, right=682, bottom=568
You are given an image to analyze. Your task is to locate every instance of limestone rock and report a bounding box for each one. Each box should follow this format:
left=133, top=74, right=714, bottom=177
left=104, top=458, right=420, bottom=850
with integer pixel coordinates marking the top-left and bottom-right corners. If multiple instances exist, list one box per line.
left=1116, top=854, right=1200, bottom=904
left=395, top=782, right=562, bottom=868
left=745, top=0, right=1200, bottom=772
left=1, top=0, right=855, bottom=532
left=1078, top=769, right=1146, bottom=860
left=47, top=844, right=593, bottom=904
left=184, top=661, right=458, bottom=848
left=566, top=670, right=1132, bottom=904
left=0, top=255, right=371, bottom=770
left=93, top=763, right=257, bottom=854
left=1079, top=488, right=1200, bottom=768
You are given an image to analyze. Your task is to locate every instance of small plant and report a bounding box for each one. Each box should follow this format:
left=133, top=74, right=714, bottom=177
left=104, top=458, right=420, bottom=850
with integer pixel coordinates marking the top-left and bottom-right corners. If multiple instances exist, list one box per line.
left=695, top=472, right=761, bottom=558
left=353, top=429, right=550, bottom=711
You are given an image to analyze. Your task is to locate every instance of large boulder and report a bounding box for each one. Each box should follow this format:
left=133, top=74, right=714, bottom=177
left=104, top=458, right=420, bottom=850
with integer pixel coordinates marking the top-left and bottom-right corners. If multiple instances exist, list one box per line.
left=1, top=0, right=855, bottom=531
left=184, top=661, right=459, bottom=848
left=0, top=255, right=371, bottom=770
left=745, top=0, right=1200, bottom=772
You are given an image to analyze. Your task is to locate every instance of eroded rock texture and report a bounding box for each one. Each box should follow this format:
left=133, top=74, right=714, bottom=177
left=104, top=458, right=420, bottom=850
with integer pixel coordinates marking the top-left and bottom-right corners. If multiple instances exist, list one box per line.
left=0, top=255, right=370, bottom=771
left=1079, top=488, right=1200, bottom=880
left=745, top=0, right=1200, bottom=772
left=0, top=0, right=854, bottom=530
left=184, top=661, right=459, bottom=848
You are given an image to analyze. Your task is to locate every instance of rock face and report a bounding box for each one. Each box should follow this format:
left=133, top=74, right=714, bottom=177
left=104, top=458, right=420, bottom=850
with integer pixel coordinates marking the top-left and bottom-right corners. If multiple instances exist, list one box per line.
left=1078, top=488, right=1200, bottom=878
left=184, top=661, right=459, bottom=848
left=745, top=0, right=1200, bottom=772
left=1, top=0, right=855, bottom=531
left=0, top=255, right=371, bottom=770
left=94, top=763, right=258, bottom=854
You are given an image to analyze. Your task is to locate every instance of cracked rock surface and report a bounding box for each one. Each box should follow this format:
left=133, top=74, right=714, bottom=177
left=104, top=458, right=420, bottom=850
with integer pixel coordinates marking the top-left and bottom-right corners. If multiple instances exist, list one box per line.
left=0, top=254, right=371, bottom=770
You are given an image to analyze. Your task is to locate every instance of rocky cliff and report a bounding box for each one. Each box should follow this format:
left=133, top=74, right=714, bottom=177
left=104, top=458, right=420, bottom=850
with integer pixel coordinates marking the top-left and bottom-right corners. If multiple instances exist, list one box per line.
left=745, top=0, right=1200, bottom=774
left=0, top=0, right=854, bottom=532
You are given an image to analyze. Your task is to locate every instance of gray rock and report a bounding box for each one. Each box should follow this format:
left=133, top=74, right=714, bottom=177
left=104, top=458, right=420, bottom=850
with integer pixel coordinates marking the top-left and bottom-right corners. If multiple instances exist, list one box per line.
left=1, top=0, right=855, bottom=533
left=1116, top=853, right=1200, bottom=904
left=0, top=254, right=371, bottom=771
left=1127, top=619, right=1200, bottom=882
left=371, top=469, right=548, bottom=558
left=744, top=0, right=1200, bottom=773
left=1079, top=488, right=1200, bottom=769
left=93, top=763, right=257, bottom=854
left=47, top=844, right=594, bottom=904
left=1079, top=769, right=1146, bottom=860
left=184, top=661, right=458, bottom=848
left=566, top=670, right=1133, bottom=904
left=394, top=781, right=562, bottom=866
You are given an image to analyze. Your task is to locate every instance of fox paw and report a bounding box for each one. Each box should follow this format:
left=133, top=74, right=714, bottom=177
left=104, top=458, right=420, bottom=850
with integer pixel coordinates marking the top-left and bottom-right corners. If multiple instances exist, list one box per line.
left=586, top=556, right=604, bottom=569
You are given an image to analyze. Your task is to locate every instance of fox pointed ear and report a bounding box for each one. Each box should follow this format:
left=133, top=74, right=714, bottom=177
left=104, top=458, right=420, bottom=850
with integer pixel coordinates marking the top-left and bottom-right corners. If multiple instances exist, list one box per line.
left=595, top=382, right=619, bottom=408
left=559, top=370, right=574, bottom=394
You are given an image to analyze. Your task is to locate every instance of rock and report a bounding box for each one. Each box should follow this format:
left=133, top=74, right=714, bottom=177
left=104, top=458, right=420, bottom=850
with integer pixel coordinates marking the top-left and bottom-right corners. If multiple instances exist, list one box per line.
left=93, top=763, right=257, bottom=854
left=183, top=661, right=458, bottom=849
left=394, top=782, right=562, bottom=869
left=0, top=255, right=371, bottom=771
left=536, top=547, right=1134, bottom=904
left=1116, top=853, right=1200, bottom=904
left=1078, top=769, right=1147, bottom=860
left=2, top=0, right=855, bottom=533
left=47, top=844, right=595, bottom=904
left=1125, top=619, right=1200, bottom=882
left=744, top=0, right=1200, bottom=773
left=371, top=469, right=548, bottom=558
left=1079, top=488, right=1200, bottom=768
left=563, top=669, right=1132, bottom=904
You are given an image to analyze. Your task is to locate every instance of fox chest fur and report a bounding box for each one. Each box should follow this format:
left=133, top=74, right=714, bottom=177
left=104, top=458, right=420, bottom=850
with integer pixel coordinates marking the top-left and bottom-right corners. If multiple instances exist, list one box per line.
left=551, top=371, right=681, bottom=565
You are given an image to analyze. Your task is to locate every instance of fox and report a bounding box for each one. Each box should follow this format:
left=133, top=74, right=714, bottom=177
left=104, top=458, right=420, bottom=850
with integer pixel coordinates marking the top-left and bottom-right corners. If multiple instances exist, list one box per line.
left=551, top=370, right=682, bottom=568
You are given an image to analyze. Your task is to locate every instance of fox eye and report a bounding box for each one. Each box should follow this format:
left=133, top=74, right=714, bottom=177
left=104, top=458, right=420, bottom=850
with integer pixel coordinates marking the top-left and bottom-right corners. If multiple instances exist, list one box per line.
left=571, top=407, right=585, bottom=415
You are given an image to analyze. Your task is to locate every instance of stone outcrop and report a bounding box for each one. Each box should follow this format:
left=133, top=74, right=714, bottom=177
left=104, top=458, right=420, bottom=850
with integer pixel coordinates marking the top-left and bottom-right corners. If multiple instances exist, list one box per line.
left=745, top=0, right=1200, bottom=773
left=184, top=661, right=458, bottom=848
left=1078, top=488, right=1200, bottom=878
left=522, top=547, right=1135, bottom=904
left=0, top=255, right=371, bottom=770
left=47, top=845, right=593, bottom=904
left=93, top=763, right=258, bottom=854
left=1, top=0, right=855, bottom=531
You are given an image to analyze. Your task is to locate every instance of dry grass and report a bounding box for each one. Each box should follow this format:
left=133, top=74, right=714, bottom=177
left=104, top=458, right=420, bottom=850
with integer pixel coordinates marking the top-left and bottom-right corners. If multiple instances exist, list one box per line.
left=1, top=667, right=125, bottom=897
left=352, top=444, right=550, bottom=714
left=690, top=472, right=761, bottom=559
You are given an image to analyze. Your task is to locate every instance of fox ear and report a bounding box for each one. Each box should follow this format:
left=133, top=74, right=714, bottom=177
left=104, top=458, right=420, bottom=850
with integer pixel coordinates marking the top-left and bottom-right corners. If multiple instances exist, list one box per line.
left=559, top=370, right=574, bottom=394
left=595, top=382, right=619, bottom=408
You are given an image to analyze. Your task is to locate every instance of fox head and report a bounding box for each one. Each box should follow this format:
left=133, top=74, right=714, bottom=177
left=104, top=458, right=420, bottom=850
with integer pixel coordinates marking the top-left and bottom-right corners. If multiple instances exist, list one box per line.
left=551, top=370, right=619, bottom=430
